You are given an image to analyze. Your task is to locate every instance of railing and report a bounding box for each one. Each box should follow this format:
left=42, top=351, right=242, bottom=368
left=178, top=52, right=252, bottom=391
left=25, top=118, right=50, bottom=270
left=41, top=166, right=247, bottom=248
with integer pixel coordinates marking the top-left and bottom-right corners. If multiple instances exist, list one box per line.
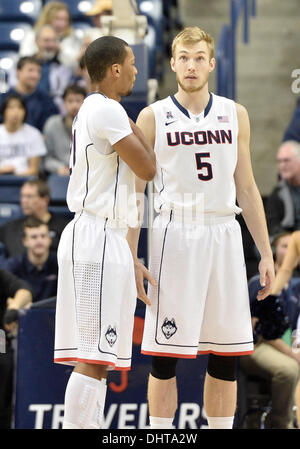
left=216, top=0, right=256, bottom=100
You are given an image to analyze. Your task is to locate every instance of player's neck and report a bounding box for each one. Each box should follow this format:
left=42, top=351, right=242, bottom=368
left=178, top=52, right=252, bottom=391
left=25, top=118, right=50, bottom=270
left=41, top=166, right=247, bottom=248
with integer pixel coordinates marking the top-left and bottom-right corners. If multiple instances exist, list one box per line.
left=174, top=86, right=210, bottom=116
left=91, top=82, right=121, bottom=102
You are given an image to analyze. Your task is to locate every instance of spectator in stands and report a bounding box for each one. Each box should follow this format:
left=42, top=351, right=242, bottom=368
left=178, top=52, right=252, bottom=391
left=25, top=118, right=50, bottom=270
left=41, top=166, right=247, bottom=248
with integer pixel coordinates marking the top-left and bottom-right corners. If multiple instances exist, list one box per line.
left=239, top=232, right=300, bottom=429
left=84, top=0, right=112, bottom=41
left=283, top=98, right=300, bottom=143
left=4, top=217, right=58, bottom=303
left=0, top=94, right=47, bottom=176
left=0, top=56, right=59, bottom=132
left=73, top=54, right=92, bottom=93
left=43, top=84, right=86, bottom=175
left=19, top=1, right=82, bottom=70
left=8, top=25, right=73, bottom=113
left=0, top=178, right=70, bottom=258
left=33, top=25, right=73, bottom=113
left=74, top=0, right=113, bottom=74
left=0, top=269, right=32, bottom=428
left=266, top=140, right=300, bottom=240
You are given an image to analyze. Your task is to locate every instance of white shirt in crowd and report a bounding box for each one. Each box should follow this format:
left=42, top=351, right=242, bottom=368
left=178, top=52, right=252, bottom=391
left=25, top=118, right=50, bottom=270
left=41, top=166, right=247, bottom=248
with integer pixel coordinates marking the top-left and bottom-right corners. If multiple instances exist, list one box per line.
left=0, top=123, right=47, bottom=174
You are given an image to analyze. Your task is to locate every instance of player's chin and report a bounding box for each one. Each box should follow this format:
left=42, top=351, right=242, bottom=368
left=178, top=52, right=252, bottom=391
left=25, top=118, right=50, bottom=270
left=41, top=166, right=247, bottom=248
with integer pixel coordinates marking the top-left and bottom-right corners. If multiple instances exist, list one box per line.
left=123, top=89, right=133, bottom=97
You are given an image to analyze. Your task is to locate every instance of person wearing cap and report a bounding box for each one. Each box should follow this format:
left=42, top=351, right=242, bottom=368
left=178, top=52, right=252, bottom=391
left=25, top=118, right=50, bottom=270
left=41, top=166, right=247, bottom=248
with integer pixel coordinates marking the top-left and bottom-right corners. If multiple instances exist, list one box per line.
left=76, top=0, right=113, bottom=68
left=86, top=0, right=113, bottom=28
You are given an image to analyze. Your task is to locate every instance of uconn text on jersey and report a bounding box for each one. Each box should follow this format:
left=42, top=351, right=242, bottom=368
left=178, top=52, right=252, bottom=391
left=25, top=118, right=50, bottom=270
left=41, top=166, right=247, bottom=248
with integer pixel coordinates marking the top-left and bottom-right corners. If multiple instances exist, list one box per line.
left=166, top=129, right=232, bottom=146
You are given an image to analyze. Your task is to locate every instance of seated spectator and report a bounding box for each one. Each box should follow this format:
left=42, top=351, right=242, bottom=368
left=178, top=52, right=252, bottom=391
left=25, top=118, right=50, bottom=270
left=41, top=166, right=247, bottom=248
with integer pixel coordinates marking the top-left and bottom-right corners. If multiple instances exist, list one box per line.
left=84, top=0, right=112, bottom=42
left=239, top=232, right=300, bottom=429
left=0, top=178, right=70, bottom=258
left=283, top=98, right=300, bottom=143
left=4, top=217, right=58, bottom=303
left=19, top=1, right=82, bottom=71
left=265, top=140, right=300, bottom=240
left=34, top=25, right=73, bottom=113
left=10, top=25, right=73, bottom=114
left=73, top=54, right=92, bottom=93
left=0, top=56, right=59, bottom=132
left=73, top=0, right=112, bottom=82
left=43, top=84, right=86, bottom=175
left=0, top=94, right=47, bottom=176
left=0, top=269, right=32, bottom=428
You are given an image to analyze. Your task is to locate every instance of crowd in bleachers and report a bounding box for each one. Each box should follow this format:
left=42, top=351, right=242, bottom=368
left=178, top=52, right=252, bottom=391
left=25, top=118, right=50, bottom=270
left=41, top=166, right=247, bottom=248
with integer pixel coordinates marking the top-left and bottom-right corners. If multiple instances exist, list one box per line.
left=0, top=0, right=300, bottom=431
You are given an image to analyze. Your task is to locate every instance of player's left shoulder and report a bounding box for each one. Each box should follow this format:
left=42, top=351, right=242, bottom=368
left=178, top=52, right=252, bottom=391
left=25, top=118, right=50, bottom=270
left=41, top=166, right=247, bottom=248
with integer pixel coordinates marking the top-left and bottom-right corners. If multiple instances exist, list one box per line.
left=234, top=101, right=249, bottom=118
left=234, top=102, right=250, bottom=132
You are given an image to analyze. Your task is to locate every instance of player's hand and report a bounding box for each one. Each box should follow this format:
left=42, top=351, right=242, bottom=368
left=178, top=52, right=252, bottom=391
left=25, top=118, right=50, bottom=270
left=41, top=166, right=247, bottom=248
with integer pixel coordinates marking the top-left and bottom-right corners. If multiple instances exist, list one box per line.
left=134, top=259, right=157, bottom=306
left=257, top=257, right=275, bottom=301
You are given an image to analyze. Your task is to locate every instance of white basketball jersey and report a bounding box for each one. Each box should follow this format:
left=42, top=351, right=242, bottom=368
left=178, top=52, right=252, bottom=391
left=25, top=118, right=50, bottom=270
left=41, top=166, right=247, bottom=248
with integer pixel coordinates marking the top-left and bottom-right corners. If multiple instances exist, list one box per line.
left=151, top=92, right=242, bottom=217
left=67, top=93, right=138, bottom=227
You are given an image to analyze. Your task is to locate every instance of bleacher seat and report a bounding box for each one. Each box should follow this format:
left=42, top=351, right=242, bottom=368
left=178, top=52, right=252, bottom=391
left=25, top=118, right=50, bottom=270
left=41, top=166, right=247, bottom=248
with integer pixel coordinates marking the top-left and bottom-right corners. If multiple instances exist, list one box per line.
left=0, top=0, right=42, bottom=24
left=44, top=0, right=93, bottom=23
left=48, top=205, right=73, bottom=221
left=138, top=0, right=165, bottom=79
left=138, top=0, right=164, bottom=47
left=0, top=22, right=32, bottom=51
left=0, top=203, right=23, bottom=225
left=48, top=174, right=69, bottom=204
left=121, top=42, right=148, bottom=120
left=73, top=21, right=93, bottom=40
left=0, top=175, right=29, bottom=203
left=0, top=50, right=19, bottom=90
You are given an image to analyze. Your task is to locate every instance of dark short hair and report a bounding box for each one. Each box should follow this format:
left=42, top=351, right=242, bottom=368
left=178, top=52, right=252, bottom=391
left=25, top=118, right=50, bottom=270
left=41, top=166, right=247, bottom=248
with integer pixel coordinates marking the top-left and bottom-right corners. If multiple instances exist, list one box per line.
left=0, top=93, right=27, bottom=121
left=62, top=84, right=87, bottom=100
left=16, top=56, right=42, bottom=71
left=22, top=216, right=49, bottom=237
left=22, top=177, right=50, bottom=198
left=84, top=35, right=129, bottom=83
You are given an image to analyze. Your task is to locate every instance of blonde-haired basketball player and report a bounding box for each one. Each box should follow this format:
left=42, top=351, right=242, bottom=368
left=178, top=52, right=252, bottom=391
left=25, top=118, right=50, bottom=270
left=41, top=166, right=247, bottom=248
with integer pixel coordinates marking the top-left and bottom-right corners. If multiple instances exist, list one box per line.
left=127, top=26, right=275, bottom=429
left=54, top=35, right=156, bottom=429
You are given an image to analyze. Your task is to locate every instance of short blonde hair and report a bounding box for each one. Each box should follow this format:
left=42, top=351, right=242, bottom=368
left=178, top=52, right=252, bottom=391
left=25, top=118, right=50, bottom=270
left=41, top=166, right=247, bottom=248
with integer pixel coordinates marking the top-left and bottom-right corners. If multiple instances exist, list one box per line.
left=172, top=26, right=215, bottom=60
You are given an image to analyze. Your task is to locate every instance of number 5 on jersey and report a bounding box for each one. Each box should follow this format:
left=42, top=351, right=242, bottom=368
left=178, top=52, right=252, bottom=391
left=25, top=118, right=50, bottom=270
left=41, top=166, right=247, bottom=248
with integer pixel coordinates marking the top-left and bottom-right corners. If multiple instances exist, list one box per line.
left=195, top=152, right=213, bottom=181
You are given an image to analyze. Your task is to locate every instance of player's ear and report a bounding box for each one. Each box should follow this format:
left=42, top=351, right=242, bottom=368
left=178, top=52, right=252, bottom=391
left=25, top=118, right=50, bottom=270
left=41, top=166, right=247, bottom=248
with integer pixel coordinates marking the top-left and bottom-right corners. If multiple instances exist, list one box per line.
left=111, top=63, right=121, bottom=78
left=209, top=57, right=216, bottom=73
left=170, top=57, right=176, bottom=73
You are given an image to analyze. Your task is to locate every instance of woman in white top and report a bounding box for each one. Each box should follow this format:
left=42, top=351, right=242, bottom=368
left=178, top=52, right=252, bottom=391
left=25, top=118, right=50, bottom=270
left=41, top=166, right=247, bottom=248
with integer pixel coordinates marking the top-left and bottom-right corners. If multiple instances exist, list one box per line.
left=0, top=94, right=47, bottom=176
left=19, top=1, right=82, bottom=70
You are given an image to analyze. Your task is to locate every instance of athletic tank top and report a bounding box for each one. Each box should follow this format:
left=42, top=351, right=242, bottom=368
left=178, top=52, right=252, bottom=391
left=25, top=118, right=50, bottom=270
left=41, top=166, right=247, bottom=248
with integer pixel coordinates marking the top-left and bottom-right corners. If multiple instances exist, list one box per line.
left=151, top=92, right=242, bottom=217
left=67, top=93, right=138, bottom=227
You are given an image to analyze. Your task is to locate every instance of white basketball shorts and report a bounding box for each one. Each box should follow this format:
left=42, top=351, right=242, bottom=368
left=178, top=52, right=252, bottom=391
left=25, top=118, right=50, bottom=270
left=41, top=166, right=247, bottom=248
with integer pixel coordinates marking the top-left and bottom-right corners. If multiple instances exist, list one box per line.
left=141, top=212, right=254, bottom=358
left=54, top=211, right=137, bottom=370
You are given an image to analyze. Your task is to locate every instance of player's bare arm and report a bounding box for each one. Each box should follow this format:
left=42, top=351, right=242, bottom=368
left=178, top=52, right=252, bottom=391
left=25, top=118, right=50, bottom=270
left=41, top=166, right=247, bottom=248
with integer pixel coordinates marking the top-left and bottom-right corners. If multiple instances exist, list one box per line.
left=234, top=102, right=275, bottom=300
left=127, top=106, right=157, bottom=305
left=113, top=115, right=156, bottom=181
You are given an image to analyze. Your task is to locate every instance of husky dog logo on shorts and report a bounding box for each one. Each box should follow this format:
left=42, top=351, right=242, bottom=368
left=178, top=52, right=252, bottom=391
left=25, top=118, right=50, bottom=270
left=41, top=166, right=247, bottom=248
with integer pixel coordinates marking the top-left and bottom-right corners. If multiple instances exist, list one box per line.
left=161, top=318, right=177, bottom=339
left=105, top=325, right=117, bottom=347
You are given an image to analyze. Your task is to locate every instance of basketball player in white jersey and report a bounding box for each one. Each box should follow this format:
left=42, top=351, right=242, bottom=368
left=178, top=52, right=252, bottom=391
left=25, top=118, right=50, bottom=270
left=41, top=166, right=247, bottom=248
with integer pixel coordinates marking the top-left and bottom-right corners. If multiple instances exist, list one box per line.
left=127, top=27, right=275, bottom=429
left=54, top=36, right=156, bottom=429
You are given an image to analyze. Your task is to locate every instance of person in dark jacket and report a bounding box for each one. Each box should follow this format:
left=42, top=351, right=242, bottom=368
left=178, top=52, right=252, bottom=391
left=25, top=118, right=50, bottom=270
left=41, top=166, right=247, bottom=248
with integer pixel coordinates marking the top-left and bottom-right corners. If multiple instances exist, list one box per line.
left=0, top=269, right=32, bottom=429
left=0, top=56, right=58, bottom=132
left=0, top=177, right=69, bottom=258
left=4, top=217, right=58, bottom=302
left=266, top=140, right=300, bottom=240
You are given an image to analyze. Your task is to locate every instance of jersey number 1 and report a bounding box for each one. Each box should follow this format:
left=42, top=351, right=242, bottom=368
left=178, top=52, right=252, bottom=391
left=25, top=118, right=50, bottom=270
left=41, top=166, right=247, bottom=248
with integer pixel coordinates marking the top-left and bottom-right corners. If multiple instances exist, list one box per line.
left=195, top=152, right=213, bottom=181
